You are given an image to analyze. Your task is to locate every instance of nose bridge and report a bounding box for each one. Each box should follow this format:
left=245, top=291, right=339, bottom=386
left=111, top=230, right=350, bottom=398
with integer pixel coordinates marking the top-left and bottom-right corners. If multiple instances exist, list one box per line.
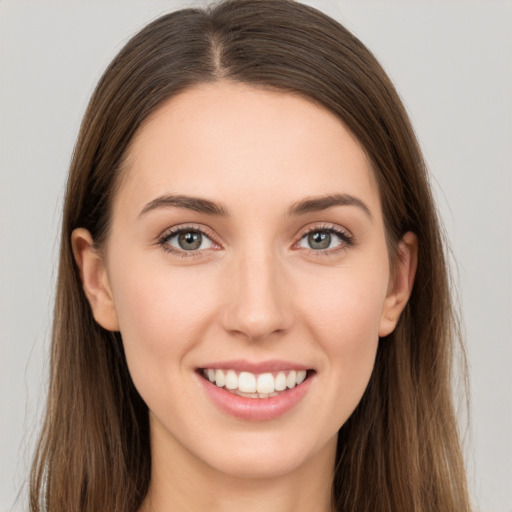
left=221, top=240, right=292, bottom=341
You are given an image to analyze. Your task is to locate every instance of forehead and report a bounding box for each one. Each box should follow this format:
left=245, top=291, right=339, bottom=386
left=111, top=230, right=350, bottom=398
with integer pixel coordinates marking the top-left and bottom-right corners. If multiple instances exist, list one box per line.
left=115, top=81, right=380, bottom=220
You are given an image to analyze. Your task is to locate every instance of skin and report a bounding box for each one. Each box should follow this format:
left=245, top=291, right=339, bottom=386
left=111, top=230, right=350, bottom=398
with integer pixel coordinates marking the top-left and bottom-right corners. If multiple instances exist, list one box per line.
left=73, top=81, right=417, bottom=512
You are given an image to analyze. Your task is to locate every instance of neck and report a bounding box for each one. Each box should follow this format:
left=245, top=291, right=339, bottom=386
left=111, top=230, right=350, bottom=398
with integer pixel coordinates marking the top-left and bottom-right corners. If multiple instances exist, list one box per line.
left=139, top=420, right=336, bottom=512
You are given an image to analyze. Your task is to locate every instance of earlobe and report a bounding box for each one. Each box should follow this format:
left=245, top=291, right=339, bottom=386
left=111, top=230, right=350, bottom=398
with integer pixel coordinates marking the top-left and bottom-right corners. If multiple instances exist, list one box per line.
left=378, top=232, right=418, bottom=337
left=71, top=228, right=120, bottom=332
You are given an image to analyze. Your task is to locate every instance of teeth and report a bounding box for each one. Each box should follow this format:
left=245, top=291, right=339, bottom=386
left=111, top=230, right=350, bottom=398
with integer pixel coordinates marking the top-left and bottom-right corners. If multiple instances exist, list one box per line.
left=256, top=373, right=274, bottom=394
left=239, top=391, right=259, bottom=398
left=238, top=372, right=257, bottom=393
left=215, top=369, right=225, bottom=388
left=286, top=370, right=297, bottom=389
left=203, top=368, right=309, bottom=397
left=225, top=370, right=238, bottom=390
left=275, top=372, right=287, bottom=391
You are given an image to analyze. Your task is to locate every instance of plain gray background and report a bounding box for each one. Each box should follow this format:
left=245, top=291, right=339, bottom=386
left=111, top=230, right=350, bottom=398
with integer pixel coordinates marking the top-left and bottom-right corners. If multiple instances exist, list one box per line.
left=0, top=1, right=510, bottom=511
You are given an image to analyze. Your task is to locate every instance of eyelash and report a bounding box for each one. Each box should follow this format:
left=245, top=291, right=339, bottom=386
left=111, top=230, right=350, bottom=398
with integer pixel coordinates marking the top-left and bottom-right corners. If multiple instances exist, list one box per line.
left=157, top=224, right=219, bottom=259
left=157, top=223, right=355, bottom=258
left=296, top=224, right=355, bottom=256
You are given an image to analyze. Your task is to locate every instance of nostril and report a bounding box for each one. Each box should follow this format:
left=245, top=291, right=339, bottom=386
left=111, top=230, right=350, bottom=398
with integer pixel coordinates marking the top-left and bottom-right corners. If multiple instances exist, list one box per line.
left=219, top=270, right=294, bottom=341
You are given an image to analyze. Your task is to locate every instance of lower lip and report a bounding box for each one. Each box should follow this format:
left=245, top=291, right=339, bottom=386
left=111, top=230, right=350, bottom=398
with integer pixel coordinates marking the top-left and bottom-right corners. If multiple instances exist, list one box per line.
left=197, top=372, right=314, bottom=422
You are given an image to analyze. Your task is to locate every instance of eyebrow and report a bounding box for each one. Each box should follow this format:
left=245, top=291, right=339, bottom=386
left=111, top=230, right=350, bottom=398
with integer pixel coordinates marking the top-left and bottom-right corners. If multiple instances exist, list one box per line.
left=138, top=192, right=372, bottom=220
left=139, top=194, right=228, bottom=217
left=288, top=193, right=373, bottom=220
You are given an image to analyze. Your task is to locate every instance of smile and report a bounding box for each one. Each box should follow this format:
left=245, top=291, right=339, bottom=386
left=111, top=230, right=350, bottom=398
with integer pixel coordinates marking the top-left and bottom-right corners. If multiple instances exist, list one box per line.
left=197, top=362, right=315, bottom=421
left=202, top=368, right=308, bottom=398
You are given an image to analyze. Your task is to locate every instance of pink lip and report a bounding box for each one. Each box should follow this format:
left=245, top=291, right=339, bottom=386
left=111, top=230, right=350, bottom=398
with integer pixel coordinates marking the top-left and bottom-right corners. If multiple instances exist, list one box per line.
left=196, top=368, right=314, bottom=422
left=198, top=359, right=311, bottom=373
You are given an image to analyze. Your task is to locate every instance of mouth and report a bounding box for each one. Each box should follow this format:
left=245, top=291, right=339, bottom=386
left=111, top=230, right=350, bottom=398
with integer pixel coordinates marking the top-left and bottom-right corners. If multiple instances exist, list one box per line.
left=195, top=360, right=316, bottom=420
left=199, top=368, right=312, bottom=399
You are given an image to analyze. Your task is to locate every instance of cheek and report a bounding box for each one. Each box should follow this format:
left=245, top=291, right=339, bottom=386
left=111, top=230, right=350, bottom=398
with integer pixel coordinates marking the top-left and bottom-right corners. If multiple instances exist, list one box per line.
left=108, top=257, right=217, bottom=389
left=301, top=263, right=388, bottom=343
left=298, top=264, right=388, bottom=411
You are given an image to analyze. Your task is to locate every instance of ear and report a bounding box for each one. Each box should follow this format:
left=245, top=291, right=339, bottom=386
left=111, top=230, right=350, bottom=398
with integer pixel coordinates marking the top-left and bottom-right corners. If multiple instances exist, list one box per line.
left=71, top=228, right=120, bottom=331
left=378, top=232, right=418, bottom=337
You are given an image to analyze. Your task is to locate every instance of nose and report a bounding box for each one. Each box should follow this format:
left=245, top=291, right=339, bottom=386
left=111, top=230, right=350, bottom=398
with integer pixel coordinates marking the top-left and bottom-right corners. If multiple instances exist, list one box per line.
left=220, top=249, right=294, bottom=342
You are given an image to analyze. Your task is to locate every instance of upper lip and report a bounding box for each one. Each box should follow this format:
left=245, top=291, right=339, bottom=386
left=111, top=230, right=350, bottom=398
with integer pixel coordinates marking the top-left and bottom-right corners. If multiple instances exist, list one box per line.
left=198, top=359, right=312, bottom=373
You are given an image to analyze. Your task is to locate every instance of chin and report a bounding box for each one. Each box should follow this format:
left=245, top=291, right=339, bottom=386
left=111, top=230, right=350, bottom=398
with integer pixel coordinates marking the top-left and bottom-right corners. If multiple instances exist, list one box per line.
left=206, top=448, right=310, bottom=480
left=194, top=429, right=337, bottom=481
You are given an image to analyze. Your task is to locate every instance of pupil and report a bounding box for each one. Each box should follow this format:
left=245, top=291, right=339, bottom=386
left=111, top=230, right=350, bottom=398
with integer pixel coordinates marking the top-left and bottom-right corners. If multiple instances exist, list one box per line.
left=178, top=231, right=202, bottom=250
left=308, top=231, right=331, bottom=250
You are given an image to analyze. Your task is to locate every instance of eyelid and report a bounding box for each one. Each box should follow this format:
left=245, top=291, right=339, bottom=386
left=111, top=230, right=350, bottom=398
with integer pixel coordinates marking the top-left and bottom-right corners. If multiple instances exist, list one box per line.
left=293, top=223, right=355, bottom=252
left=157, top=223, right=222, bottom=257
left=156, top=222, right=355, bottom=258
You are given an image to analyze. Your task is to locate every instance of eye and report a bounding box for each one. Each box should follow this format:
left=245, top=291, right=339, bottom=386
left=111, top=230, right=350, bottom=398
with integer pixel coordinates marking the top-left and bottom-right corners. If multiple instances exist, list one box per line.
left=159, top=227, right=215, bottom=254
left=297, top=227, right=353, bottom=251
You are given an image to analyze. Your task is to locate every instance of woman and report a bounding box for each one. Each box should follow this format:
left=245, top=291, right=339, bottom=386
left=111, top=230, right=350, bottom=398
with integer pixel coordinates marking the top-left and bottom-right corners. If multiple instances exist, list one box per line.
left=30, top=0, right=472, bottom=510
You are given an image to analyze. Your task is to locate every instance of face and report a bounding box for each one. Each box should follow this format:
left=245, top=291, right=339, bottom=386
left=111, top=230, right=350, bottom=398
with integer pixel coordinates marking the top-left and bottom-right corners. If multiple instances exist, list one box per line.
left=74, top=81, right=415, bottom=482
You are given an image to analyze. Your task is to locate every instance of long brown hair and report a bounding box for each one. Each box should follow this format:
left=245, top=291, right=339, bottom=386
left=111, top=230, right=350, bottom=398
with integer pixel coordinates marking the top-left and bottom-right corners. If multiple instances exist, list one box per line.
left=30, top=1, right=471, bottom=510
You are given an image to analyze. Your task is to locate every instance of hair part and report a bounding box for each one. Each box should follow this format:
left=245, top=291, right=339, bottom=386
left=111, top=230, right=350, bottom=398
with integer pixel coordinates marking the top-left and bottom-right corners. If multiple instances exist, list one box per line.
left=30, top=1, right=471, bottom=511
